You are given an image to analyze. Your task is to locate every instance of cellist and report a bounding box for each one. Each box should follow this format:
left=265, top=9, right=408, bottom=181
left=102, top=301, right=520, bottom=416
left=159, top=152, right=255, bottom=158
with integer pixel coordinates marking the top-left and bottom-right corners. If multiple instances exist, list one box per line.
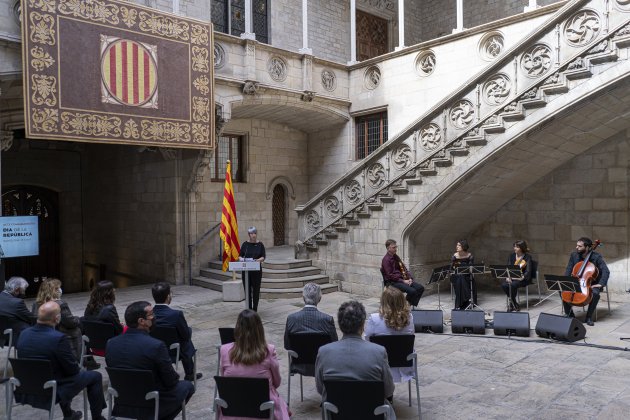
left=563, top=237, right=609, bottom=326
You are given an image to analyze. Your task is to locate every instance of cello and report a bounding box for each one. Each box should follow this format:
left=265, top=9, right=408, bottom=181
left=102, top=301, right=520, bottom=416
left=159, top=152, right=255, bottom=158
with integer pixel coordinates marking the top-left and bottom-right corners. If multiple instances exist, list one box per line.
left=561, top=239, right=602, bottom=307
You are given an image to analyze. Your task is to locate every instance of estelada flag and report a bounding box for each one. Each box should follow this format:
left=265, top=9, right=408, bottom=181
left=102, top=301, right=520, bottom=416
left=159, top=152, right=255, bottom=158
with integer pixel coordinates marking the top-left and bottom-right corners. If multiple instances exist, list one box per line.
left=220, top=161, right=240, bottom=271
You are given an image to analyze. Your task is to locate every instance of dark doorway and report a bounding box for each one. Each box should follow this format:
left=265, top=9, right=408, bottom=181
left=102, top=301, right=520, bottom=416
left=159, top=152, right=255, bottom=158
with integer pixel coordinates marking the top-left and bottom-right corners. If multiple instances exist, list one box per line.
left=2, top=186, right=60, bottom=297
left=357, top=10, right=389, bottom=61
left=272, top=184, right=286, bottom=246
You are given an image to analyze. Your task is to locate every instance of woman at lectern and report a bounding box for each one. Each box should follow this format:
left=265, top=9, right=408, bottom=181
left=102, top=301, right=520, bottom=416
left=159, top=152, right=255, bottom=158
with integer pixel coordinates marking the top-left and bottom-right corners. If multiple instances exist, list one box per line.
left=450, top=240, right=475, bottom=310
left=239, top=226, right=266, bottom=312
left=501, top=240, right=532, bottom=312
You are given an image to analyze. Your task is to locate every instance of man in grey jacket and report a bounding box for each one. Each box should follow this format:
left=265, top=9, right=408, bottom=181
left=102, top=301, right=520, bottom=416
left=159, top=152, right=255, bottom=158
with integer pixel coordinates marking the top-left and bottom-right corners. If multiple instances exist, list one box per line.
left=315, top=300, right=394, bottom=402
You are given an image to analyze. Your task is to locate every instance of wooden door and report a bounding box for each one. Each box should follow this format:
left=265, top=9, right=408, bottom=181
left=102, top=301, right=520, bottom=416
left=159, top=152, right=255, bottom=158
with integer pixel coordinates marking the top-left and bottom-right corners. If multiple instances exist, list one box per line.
left=357, top=10, right=388, bottom=61
left=2, top=186, right=60, bottom=297
left=272, top=184, right=285, bottom=246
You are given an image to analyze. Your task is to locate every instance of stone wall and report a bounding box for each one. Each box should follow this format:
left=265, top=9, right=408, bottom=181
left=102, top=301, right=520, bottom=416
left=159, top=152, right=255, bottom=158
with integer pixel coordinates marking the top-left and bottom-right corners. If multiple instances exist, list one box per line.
left=194, top=118, right=310, bottom=261
left=471, top=131, right=629, bottom=293
left=307, top=122, right=352, bottom=198
left=1, top=140, right=84, bottom=293
left=82, top=144, right=190, bottom=288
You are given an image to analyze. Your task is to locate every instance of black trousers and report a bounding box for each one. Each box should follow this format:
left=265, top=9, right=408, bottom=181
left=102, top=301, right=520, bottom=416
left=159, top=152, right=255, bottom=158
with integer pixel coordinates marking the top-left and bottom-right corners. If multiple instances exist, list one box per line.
left=501, top=279, right=528, bottom=304
left=563, top=286, right=602, bottom=319
left=389, top=281, right=424, bottom=307
left=243, top=270, right=262, bottom=311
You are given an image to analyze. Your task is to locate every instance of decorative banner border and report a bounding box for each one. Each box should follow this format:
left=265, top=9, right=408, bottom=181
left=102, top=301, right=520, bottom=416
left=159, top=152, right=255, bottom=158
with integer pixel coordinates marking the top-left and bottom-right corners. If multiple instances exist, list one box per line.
left=21, top=0, right=214, bottom=150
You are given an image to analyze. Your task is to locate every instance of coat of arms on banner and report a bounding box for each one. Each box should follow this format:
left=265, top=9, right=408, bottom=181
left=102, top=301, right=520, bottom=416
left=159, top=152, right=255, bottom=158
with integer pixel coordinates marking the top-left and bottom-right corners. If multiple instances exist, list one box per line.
left=21, top=0, right=214, bottom=150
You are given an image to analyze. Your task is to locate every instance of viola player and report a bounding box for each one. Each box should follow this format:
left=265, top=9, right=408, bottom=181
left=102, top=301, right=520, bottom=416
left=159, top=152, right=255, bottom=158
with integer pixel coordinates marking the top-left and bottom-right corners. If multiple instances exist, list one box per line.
left=563, top=237, right=609, bottom=326
left=380, top=239, right=424, bottom=307
left=500, top=240, right=532, bottom=312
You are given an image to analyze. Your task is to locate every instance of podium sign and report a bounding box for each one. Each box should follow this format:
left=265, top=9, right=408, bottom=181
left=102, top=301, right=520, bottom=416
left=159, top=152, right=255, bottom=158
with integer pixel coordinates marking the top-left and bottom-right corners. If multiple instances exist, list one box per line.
left=228, top=261, right=261, bottom=272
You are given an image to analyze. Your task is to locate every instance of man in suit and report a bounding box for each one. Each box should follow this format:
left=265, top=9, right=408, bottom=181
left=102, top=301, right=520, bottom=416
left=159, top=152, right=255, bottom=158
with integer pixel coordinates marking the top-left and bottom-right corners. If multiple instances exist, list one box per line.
left=16, top=301, right=106, bottom=420
left=315, top=300, right=394, bottom=402
left=284, top=283, right=338, bottom=375
left=0, top=276, right=35, bottom=343
left=152, top=282, right=202, bottom=381
left=106, top=301, right=194, bottom=420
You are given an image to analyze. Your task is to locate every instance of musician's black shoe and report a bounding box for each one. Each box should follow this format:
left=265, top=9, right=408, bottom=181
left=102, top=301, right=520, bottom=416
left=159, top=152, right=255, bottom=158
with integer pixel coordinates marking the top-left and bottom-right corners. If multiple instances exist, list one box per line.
left=513, top=302, right=520, bottom=312
left=585, top=317, right=594, bottom=326
left=567, top=310, right=575, bottom=318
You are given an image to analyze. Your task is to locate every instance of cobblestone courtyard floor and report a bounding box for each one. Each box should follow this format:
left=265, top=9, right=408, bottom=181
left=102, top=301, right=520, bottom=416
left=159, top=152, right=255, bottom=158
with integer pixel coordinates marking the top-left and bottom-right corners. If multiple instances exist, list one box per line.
left=3, top=282, right=630, bottom=419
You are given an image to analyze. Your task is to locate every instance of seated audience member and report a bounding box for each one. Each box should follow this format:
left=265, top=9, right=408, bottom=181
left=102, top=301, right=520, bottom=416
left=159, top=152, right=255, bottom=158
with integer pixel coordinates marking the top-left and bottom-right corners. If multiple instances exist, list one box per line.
left=152, top=281, right=202, bottom=381
left=17, top=301, right=106, bottom=420
left=315, top=300, right=394, bottom=403
left=364, top=287, right=414, bottom=382
left=32, top=278, right=83, bottom=360
left=284, top=282, right=338, bottom=375
left=83, top=280, right=123, bottom=355
left=219, top=309, right=290, bottom=420
left=106, top=301, right=194, bottom=420
left=0, top=276, right=35, bottom=342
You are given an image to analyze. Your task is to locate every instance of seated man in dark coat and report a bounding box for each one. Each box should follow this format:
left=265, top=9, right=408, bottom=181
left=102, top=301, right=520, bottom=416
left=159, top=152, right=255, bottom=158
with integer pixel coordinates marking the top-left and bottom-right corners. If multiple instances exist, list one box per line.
left=106, top=301, right=195, bottom=420
left=151, top=282, right=202, bottom=381
left=284, top=282, right=338, bottom=375
left=16, top=301, right=106, bottom=420
left=0, top=276, right=36, bottom=342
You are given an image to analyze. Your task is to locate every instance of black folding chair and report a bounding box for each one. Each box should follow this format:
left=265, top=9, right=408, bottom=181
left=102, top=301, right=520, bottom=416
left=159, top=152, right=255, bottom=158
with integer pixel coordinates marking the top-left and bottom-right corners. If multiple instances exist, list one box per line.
left=80, top=319, right=118, bottom=365
left=214, top=376, right=274, bottom=420
left=150, top=325, right=198, bottom=389
left=322, top=380, right=393, bottom=420
left=0, top=317, right=15, bottom=381
left=286, top=332, right=334, bottom=406
left=6, top=358, right=88, bottom=420
left=107, top=367, right=187, bottom=420
left=212, top=327, right=235, bottom=410
left=369, top=334, right=421, bottom=419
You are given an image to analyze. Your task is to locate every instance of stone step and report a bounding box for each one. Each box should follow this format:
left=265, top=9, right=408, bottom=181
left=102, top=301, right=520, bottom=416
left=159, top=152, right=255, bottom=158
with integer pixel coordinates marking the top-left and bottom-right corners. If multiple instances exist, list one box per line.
left=208, top=259, right=312, bottom=271
left=260, top=283, right=338, bottom=299
left=261, top=274, right=330, bottom=289
left=201, top=265, right=323, bottom=279
left=192, top=276, right=337, bottom=298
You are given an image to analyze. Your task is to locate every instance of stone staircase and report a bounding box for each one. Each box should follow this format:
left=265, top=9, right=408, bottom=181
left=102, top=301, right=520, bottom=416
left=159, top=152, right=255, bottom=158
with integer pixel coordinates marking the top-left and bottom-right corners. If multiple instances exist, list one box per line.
left=297, top=1, right=630, bottom=253
left=192, top=246, right=338, bottom=298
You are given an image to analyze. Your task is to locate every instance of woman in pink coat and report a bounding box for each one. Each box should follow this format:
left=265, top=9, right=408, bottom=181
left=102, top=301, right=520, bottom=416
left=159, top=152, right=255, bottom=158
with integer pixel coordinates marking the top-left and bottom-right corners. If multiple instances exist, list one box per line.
left=219, top=309, right=290, bottom=420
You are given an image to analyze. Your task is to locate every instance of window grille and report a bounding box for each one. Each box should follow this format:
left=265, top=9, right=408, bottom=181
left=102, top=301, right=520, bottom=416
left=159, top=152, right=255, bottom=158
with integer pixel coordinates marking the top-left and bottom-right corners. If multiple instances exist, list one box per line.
left=211, top=134, right=243, bottom=182
left=356, top=112, right=388, bottom=160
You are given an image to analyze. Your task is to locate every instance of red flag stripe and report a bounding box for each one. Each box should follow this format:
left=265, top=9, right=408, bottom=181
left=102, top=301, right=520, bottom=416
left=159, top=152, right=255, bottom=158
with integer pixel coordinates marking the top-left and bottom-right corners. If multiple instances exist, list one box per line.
left=132, top=42, right=139, bottom=104
left=109, top=44, right=117, bottom=96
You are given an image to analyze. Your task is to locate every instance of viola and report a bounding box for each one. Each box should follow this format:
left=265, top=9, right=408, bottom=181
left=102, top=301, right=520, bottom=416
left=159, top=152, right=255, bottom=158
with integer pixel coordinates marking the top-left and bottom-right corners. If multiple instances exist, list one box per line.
left=561, top=240, right=602, bottom=307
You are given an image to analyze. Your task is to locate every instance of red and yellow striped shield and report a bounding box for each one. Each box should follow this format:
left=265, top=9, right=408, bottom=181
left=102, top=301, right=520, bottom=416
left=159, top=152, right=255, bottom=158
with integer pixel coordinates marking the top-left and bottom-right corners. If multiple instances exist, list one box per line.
left=101, top=39, right=157, bottom=107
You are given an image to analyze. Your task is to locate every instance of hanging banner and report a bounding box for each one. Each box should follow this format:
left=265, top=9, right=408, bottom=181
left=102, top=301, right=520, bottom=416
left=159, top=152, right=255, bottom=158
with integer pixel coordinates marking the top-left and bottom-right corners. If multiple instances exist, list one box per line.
left=21, top=0, right=214, bottom=149
left=0, top=216, right=39, bottom=258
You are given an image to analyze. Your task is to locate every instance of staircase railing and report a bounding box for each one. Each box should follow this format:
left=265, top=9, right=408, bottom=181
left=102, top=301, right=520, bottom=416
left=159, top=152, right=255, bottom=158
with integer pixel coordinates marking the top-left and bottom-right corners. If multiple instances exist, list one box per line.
left=296, top=0, right=624, bottom=245
left=188, top=222, right=221, bottom=285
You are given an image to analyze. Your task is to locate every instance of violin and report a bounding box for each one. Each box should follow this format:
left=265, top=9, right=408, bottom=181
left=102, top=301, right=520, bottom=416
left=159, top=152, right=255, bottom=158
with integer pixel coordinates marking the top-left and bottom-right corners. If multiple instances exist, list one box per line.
left=561, top=239, right=601, bottom=307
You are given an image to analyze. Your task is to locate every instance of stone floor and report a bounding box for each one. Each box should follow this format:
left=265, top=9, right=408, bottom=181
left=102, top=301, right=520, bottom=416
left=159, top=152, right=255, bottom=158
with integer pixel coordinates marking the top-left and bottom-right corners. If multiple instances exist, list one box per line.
left=3, top=281, right=630, bottom=419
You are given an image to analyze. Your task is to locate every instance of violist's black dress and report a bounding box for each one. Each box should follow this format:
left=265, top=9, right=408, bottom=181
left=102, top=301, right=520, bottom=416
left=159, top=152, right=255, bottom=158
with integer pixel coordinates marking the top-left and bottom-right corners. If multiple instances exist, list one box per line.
left=450, top=254, right=477, bottom=310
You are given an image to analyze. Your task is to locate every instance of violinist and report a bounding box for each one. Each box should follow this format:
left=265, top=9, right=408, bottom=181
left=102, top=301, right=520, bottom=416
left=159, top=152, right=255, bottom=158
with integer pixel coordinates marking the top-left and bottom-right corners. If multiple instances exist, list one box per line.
left=563, top=237, right=609, bottom=326
left=381, top=239, right=424, bottom=307
left=500, top=240, right=532, bottom=312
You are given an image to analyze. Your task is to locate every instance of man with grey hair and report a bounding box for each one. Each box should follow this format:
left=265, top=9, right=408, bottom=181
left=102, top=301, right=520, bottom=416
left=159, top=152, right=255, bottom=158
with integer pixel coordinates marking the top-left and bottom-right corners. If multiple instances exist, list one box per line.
left=284, top=283, right=338, bottom=375
left=0, top=276, right=35, bottom=341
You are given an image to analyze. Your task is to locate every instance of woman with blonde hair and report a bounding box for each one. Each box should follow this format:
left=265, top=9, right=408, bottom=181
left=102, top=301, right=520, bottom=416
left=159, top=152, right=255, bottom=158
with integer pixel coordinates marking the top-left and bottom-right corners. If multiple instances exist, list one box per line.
left=31, top=278, right=82, bottom=359
left=219, top=309, right=290, bottom=419
left=364, top=286, right=414, bottom=382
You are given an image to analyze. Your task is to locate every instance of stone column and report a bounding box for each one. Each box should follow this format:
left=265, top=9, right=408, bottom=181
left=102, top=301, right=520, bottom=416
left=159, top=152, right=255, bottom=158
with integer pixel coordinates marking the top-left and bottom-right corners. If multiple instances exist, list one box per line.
left=524, top=1, right=538, bottom=13
left=453, top=0, right=464, bottom=33
left=395, top=0, right=405, bottom=51
left=299, top=0, right=312, bottom=54
left=349, top=0, right=357, bottom=64
left=241, top=0, right=256, bottom=40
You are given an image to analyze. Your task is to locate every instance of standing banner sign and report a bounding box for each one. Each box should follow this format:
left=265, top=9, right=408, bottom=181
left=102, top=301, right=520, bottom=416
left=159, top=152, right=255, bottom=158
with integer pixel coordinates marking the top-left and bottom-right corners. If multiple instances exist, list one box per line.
left=21, top=0, right=215, bottom=149
left=0, top=216, right=39, bottom=258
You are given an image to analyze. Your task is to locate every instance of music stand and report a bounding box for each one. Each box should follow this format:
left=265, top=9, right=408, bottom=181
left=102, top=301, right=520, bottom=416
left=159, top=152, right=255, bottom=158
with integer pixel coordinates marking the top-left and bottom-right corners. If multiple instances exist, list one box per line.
left=489, top=265, right=523, bottom=311
left=428, top=265, right=451, bottom=311
left=542, top=274, right=581, bottom=314
left=455, top=264, right=486, bottom=312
